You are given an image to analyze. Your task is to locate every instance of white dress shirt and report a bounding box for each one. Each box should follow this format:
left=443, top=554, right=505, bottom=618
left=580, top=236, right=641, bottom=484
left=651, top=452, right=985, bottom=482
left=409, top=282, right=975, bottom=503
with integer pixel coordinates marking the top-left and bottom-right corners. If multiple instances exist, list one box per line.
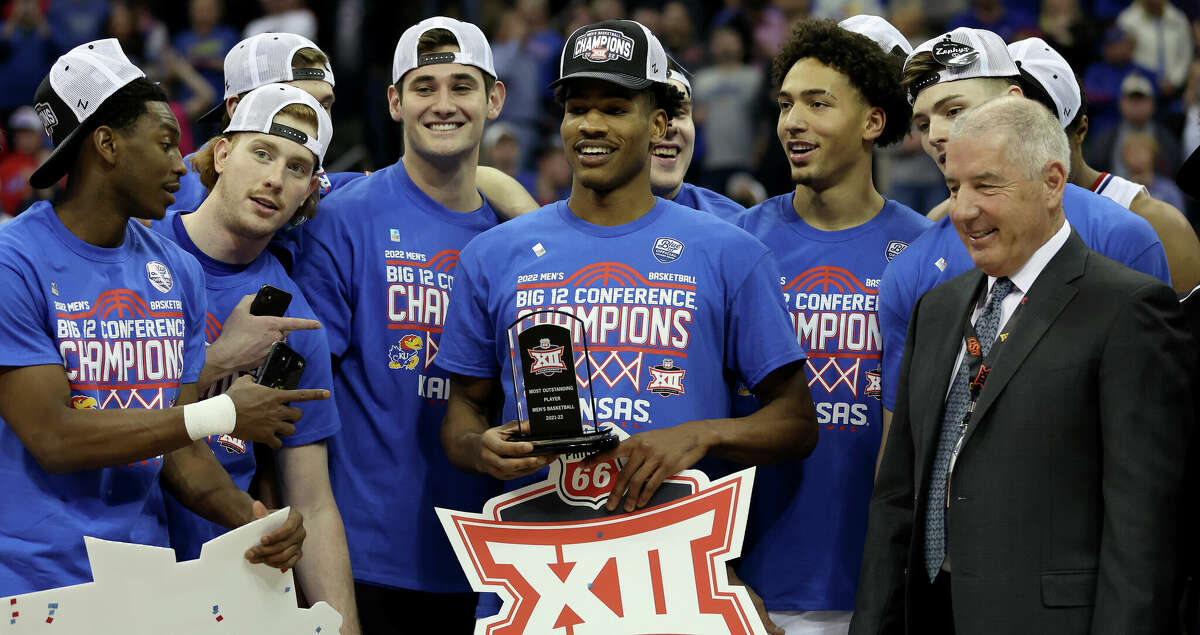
left=944, top=220, right=1072, bottom=399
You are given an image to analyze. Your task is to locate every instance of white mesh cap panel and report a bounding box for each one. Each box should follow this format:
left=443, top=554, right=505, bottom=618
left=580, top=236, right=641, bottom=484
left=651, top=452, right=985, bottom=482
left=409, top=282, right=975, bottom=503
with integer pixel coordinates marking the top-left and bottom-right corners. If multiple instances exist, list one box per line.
left=839, top=15, right=913, bottom=55
left=224, top=83, right=333, bottom=163
left=636, top=22, right=668, bottom=84
left=48, top=39, right=145, bottom=123
left=392, top=16, right=496, bottom=84
left=1007, top=37, right=1082, bottom=128
left=223, top=32, right=334, bottom=98
left=906, top=28, right=1019, bottom=103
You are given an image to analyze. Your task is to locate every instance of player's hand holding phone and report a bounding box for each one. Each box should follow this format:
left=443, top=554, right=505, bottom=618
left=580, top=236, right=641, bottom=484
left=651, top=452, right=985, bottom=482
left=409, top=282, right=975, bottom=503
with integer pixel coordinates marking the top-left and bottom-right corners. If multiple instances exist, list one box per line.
left=207, top=286, right=321, bottom=374
left=224, top=375, right=329, bottom=449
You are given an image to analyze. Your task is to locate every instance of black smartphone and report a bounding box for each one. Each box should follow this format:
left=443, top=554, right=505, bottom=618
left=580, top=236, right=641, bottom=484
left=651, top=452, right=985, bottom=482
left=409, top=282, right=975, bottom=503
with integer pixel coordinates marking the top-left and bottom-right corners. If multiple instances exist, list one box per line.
left=255, top=341, right=306, bottom=390
left=249, top=284, right=292, bottom=317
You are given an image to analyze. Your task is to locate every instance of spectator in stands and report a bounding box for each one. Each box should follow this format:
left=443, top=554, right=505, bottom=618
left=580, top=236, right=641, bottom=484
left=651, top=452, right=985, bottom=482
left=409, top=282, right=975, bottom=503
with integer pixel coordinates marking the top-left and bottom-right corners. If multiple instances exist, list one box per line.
left=1124, top=132, right=1189, bottom=210
left=1083, top=26, right=1157, bottom=134
left=1118, top=0, right=1193, bottom=100
left=532, top=139, right=570, bottom=205
left=0, top=106, right=44, bottom=215
left=515, top=0, right=564, bottom=98
left=0, top=0, right=59, bottom=116
left=172, top=0, right=239, bottom=108
left=947, top=0, right=1037, bottom=42
left=659, top=1, right=705, bottom=69
left=45, top=0, right=108, bottom=51
left=104, top=1, right=168, bottom=70
left=244, top=0, right=316, bottom=41
left=1086, top=73, right=1183, bottom=177
left=694, top=25, right=762, bottom=196
left=481, top=122, right=535, bottom=194
left=491, top=9, right=540, bottom=170
left=1037, top=0, right=1099, bottom=74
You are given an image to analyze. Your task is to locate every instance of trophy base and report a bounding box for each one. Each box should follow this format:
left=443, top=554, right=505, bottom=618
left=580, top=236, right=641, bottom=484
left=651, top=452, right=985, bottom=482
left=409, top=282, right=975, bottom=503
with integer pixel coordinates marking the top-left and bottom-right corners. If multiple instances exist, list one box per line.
left=511, top=425, right=620, bottom=457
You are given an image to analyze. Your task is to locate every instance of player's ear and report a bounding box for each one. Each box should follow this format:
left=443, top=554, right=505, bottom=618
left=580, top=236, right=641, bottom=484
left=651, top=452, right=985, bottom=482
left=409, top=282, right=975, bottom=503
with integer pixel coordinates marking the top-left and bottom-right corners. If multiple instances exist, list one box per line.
left=387, top=84, right=403, bottom=123
left=487, top=79, right=507, bottom=121
left=212, top=135, right=234, bottom=175
left=92, top=126, right=119, bottom=167
left=863, top=105, right=885, bottom=143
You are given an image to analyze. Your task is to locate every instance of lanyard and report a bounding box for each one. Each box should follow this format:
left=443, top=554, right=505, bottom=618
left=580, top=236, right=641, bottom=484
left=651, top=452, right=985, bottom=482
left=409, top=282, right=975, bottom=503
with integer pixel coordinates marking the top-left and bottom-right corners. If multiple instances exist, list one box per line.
left=945, top=283, right=1024, bottom=508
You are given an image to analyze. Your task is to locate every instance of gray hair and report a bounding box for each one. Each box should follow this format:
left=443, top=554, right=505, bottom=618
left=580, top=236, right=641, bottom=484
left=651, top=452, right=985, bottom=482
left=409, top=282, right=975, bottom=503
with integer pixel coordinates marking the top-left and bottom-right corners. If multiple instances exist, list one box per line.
left=949, top=95, right=1070, bottom=179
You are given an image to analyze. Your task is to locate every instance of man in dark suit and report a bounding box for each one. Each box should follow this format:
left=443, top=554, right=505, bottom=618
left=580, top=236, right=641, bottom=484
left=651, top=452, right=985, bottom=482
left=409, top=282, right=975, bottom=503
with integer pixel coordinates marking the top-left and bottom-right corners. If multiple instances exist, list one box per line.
left=851, top=95, right=1195, bottom=634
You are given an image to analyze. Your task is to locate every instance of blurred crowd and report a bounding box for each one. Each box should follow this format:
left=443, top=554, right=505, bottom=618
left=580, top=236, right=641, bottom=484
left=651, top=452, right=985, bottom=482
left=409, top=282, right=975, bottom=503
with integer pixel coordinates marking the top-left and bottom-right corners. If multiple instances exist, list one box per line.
left=5, top=0, right=1200, bottom=227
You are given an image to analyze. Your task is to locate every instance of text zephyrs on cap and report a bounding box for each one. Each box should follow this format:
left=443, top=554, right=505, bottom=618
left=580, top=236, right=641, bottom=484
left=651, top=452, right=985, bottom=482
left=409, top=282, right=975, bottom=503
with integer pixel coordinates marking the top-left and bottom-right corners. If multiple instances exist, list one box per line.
left=30, top=38, right=145, bottom=189
left=905, top=28, right=1018, bottom=104
left=550, top=20, right=669, bottom=91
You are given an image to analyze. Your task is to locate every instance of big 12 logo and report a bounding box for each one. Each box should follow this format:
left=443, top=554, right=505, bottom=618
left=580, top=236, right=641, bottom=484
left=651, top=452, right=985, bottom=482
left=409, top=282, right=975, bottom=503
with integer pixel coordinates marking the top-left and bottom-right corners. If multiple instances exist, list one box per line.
left=437, top=451, right=765, bottom=635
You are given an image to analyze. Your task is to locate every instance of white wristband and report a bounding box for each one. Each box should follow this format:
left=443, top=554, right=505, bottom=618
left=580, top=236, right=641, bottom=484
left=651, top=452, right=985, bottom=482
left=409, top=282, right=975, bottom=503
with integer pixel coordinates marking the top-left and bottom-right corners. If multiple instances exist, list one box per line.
left=183, top=394, right=237, bottom=441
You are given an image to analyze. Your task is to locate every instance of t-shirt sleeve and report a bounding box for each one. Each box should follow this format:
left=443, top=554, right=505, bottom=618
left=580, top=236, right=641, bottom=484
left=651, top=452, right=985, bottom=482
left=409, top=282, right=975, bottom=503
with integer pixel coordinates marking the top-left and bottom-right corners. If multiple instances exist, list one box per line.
left=292, top=211, right=354, bottom=358
left=179, top=254, right=208, bottom=385
left=281, top=294, right=340, bottom=446
left=878, top=257, right=912, bottom=412
left=1127, top=240, right=1172, bottom=287
left=436, top=250, right=500, bottom=377
left=725, top=249, right=806, bottom=391
left=0, top=260, right=60, bottom=367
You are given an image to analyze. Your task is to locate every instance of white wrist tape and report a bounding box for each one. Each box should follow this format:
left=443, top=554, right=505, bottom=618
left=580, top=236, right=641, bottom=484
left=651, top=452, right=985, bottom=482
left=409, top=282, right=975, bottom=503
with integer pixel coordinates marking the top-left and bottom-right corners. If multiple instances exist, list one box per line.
left=183, top=394, right=237, bottom=441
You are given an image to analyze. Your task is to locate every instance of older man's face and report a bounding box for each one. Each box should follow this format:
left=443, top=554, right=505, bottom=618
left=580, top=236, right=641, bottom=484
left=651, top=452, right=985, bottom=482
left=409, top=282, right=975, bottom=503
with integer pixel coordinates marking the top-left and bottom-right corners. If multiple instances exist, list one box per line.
left=944, top=131, right=1059, bottom=277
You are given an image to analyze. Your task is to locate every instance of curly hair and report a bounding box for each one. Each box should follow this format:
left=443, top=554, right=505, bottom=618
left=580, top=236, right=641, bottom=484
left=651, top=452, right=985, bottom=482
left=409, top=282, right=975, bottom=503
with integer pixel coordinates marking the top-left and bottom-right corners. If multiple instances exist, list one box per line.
left=771, top=19, right=910, bottom=147
left=553, top=80, right=687, bottom=120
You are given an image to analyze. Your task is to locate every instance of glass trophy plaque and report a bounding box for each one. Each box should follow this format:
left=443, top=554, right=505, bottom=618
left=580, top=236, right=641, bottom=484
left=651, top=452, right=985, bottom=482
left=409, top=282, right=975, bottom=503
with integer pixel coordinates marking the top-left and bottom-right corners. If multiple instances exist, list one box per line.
left=506, top=310, right=618, bottom=456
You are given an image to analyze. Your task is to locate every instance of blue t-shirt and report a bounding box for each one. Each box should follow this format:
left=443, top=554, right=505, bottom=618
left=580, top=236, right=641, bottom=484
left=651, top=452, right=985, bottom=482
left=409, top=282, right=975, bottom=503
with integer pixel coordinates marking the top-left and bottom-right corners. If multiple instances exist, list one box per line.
left=438, top=196, right=805, bottom=456
left=0, top=202, right=207, bottom=595
left=671, top=182, right=745, bottom=223
left=150, top=211, right=341, bottom=561
left=291, top=161, right=502, bottom=593
left=879, top=183, right=1170, bottom=411
left=734, top=194, right=931, bottom=611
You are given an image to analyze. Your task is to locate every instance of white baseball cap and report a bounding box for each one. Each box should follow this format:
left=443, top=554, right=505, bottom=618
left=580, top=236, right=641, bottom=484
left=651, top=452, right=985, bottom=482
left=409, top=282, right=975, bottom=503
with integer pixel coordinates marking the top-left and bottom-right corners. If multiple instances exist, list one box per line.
left=1007, top=37, right=1081, bottom=128
left=839, top=15, right=913, bottom=56
left=392, top=17, right=496, bottom=84
left=30, top=38, right=146, bottom=189
left=906, top=28, right=1019, bottom=104
left=199, top=32, right=334, bottom=122
left=224, top=83, right=333, bottom=167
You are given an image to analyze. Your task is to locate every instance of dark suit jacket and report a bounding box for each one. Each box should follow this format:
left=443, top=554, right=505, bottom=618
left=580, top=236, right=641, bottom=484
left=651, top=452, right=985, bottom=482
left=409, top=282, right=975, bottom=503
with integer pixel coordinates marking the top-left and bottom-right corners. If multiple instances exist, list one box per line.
left=851, top=231, right=1195, bottom=634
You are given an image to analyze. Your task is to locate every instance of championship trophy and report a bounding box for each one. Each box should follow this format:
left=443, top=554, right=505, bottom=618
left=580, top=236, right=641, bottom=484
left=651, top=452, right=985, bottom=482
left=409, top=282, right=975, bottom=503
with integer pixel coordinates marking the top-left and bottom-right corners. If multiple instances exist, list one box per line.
left=506, top=309, right=619, bottom=455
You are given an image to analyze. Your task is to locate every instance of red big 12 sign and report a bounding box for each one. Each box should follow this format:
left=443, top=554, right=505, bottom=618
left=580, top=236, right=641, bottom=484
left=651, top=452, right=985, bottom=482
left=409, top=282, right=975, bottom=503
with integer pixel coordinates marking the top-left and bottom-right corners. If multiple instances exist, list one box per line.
left=437, top=451, right=766, bottom=635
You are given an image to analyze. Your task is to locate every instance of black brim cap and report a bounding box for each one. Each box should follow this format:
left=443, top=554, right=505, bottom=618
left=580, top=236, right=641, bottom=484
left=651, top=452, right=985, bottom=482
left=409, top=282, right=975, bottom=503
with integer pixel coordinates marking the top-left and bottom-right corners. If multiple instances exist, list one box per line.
left=550, top=20, right=668, bottom=92
left=29, top=39, right=145, bottom=189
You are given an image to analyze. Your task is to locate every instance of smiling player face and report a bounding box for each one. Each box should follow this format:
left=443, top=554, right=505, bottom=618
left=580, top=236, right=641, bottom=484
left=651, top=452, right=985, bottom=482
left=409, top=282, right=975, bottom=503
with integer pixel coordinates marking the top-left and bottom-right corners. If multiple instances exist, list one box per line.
left=649, top=78, right=694, bottom=198
left=776, top=58, right=878, bottom=191
left=388, top=45, right=503, bottom=163
left=561, top=79, right=667, bottom=194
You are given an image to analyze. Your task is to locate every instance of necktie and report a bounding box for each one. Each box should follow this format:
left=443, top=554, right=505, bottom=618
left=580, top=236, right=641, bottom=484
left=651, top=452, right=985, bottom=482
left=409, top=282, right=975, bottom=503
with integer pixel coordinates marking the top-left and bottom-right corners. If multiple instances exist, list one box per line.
left=924, top=277, right=1014, bottom=581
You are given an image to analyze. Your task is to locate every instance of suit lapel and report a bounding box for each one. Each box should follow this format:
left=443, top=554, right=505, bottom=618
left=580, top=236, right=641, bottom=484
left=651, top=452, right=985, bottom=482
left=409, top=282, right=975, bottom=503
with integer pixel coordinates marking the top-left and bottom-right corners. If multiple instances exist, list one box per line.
left=960, top=231, right=1087, bottom=448
left=913, top=270, right=984, bottom=493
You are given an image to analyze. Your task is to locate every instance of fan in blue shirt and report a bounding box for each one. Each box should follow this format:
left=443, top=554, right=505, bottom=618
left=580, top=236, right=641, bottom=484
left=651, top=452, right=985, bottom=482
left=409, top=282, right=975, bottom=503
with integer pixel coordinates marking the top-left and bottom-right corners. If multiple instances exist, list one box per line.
left=0, top=41, right=316, bottom=597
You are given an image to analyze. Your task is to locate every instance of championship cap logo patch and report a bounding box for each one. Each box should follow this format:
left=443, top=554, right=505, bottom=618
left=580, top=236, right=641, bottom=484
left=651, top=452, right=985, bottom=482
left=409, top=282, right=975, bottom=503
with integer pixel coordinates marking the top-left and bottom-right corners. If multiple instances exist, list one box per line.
left=573, top=28, right=636, bottom=63
left=652, top=237, right=684, bottom=263
left=885, top=240, right=909, bottom=262
left=932, top=39, right=979, bottom=68
left=35, top=103, right=58, bottom=136
left=145, top=261, right=173, bottom=293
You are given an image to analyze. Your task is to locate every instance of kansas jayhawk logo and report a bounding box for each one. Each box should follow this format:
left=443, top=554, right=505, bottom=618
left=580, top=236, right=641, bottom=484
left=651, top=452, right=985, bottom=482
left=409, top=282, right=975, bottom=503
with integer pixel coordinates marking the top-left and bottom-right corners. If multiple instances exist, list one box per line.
left=71, top=395, right=99, bottom=409
left=647, top=358, right=686, bottom=397
left=388, top=334, right=423, bottom=370
left=528, top=338, right=568, bottom=376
